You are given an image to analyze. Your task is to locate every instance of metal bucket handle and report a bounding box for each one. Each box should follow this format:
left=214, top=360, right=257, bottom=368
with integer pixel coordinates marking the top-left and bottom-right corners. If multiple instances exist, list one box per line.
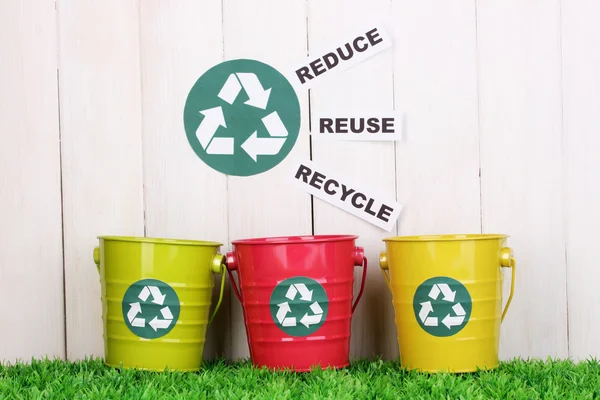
left=378, top=251, right=392, bottom=293
left=208, top=254, right=227, bottom=327
left=352, top=248, right=368, bottom=313
left=224, top=251, right=243, bottom=303
left=499, top=247, right=516, bottom=322
left=92, top=247, right=227, bottom=327
left=225, top=246, right=368, bottom=314
left=379, top=247, right=517, bottom=323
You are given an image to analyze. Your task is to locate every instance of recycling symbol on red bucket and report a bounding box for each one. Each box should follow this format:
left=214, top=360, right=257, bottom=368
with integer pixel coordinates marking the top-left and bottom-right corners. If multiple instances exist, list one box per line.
left=412, top=276, right=472, bottom=337
left=269, top=276, right=329, bottom=337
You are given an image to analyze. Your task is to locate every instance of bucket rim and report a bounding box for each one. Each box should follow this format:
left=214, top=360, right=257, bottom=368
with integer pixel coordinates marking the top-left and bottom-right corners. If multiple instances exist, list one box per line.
left=231, top=234, right=359, bottom=245
left=382, top=233, right=509, bottom=242
left=97, top=235, right=223, bottom=247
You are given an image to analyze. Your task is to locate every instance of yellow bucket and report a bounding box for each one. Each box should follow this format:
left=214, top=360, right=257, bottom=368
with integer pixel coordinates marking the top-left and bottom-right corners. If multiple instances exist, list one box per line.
left=379, top=234, right=516, bottom=373
left=93, top=236, right=226, bottom=371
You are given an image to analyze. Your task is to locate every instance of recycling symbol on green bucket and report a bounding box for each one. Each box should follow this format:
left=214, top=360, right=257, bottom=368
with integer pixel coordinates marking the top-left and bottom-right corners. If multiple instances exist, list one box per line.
left=183, top=59, right=301, bottom=177
left=413, top=276, right=472, bottom=337
left=269, top=276, right=329, bottom=337
left=121, top=278, right=181, bottom=339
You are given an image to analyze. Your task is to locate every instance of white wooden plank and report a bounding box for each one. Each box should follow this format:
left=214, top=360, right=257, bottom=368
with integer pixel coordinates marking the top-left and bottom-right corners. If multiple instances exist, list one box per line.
left=562, top=0, right=600, bottom=361
left=390, top=0, right=481, bottom=357
left=307, top=0, right=398, bottom=360
left=392, top=0, right=481, bottom=235
left=58, top=0, right=145, bottom=360
left=477, top=0, right=568, bottom=359
left=139, top=1, right=229, bottom=360
left=222, top=0, right=312, bottom=360
left=0, top=0, right=65, bottom=363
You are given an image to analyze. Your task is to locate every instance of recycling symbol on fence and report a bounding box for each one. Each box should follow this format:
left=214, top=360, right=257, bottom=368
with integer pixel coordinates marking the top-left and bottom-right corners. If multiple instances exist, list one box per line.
left=412, top=276, right=472, bottom=337
left=269, top=276, right=329, bottom=337
left=121, top=278, right=181, bottom=339
left=183, top=59, right=301, bottom=177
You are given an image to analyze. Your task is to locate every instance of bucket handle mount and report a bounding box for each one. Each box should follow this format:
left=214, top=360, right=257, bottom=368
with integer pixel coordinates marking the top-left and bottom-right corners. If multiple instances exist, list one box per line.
left=92, top=247, right=227, bottom=327
left=379, top=247, right=517, bottom=323
left=225, top=247, right=368, bottom=314
left=93, top=247, right=100, bottom=273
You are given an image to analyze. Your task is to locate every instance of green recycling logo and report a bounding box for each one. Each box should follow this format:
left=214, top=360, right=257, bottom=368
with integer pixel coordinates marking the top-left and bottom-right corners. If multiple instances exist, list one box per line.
left=413, top=276, right=472, bottom=337
left=183, top=59, right=301, bottom=177
left=121, top=278, right=181, bottom=339
left=269, top=277, right=328, bottom=337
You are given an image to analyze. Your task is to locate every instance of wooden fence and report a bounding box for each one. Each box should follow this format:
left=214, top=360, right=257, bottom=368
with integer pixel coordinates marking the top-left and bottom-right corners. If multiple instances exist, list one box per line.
left=1, top=0, right=598, bottom=365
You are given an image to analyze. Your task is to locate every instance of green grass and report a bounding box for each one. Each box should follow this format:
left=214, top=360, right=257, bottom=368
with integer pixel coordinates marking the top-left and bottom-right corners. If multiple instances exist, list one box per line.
left=1, top=357, right=600, bottom=399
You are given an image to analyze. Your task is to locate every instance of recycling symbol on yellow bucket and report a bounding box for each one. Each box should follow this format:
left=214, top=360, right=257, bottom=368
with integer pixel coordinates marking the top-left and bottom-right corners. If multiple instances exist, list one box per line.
left=412, top=276, right=472, bottom=337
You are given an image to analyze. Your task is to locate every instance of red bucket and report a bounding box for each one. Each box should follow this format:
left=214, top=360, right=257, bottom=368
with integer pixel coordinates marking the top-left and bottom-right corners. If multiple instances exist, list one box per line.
left=225, top=234, right=367, bottom=372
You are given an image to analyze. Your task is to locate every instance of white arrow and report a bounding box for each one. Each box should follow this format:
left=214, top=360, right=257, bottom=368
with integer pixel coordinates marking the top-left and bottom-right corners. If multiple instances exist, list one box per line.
left=428, top=284, right=440, bottom=300
left=218, top=74, right=242, bottom=104
left=206, top=137, right=234, bottom=155
left=285, top=285, right=298, bottom=300
left=418, top=301, right=433, bottom=323
left=127, top=302, right=142, bottom=323
left=262, top=111, right=288, bottom=137
left=131, top=317, right=145, bottom=328
left=241, top=131, right=286, bottom=162
left=149, top=316, right=172, bottom=331
left=236, top=72, right=271, bottom=109
left=442, top=314, right=465, bottom=329
left=424, top=317, right=438, bottom=327
left=294, top=283, right=313, bottom=302
left=310, top=302, right=323, bottom=315
left=282, top=317, right=296, bottom=327
left=438, top=283, right=456, bottom=302
left=300, top=313, right=322, bottom=328
left=453, top=303, right=466, bottom=316
left=138, top=286, right=150, bottom=302
left=160, top=306, right=173, bottom=320
left=196, top=106, right=226, bottom=149
left=148, top=286, right=166, bottom=306
left=276, top=302, right=291, bottom=324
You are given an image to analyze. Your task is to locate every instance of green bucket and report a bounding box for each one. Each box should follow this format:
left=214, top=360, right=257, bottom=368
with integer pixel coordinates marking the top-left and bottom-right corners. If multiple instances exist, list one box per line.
left=93, top=236, right=226, bottom=371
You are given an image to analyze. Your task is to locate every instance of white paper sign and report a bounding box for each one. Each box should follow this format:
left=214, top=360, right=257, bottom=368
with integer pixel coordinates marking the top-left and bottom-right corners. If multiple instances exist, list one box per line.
left=311, top=112, right=404, bottom=141
left=289, top=159, right=403, bottom=231
left=284, top=22, right=393, bottom=91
